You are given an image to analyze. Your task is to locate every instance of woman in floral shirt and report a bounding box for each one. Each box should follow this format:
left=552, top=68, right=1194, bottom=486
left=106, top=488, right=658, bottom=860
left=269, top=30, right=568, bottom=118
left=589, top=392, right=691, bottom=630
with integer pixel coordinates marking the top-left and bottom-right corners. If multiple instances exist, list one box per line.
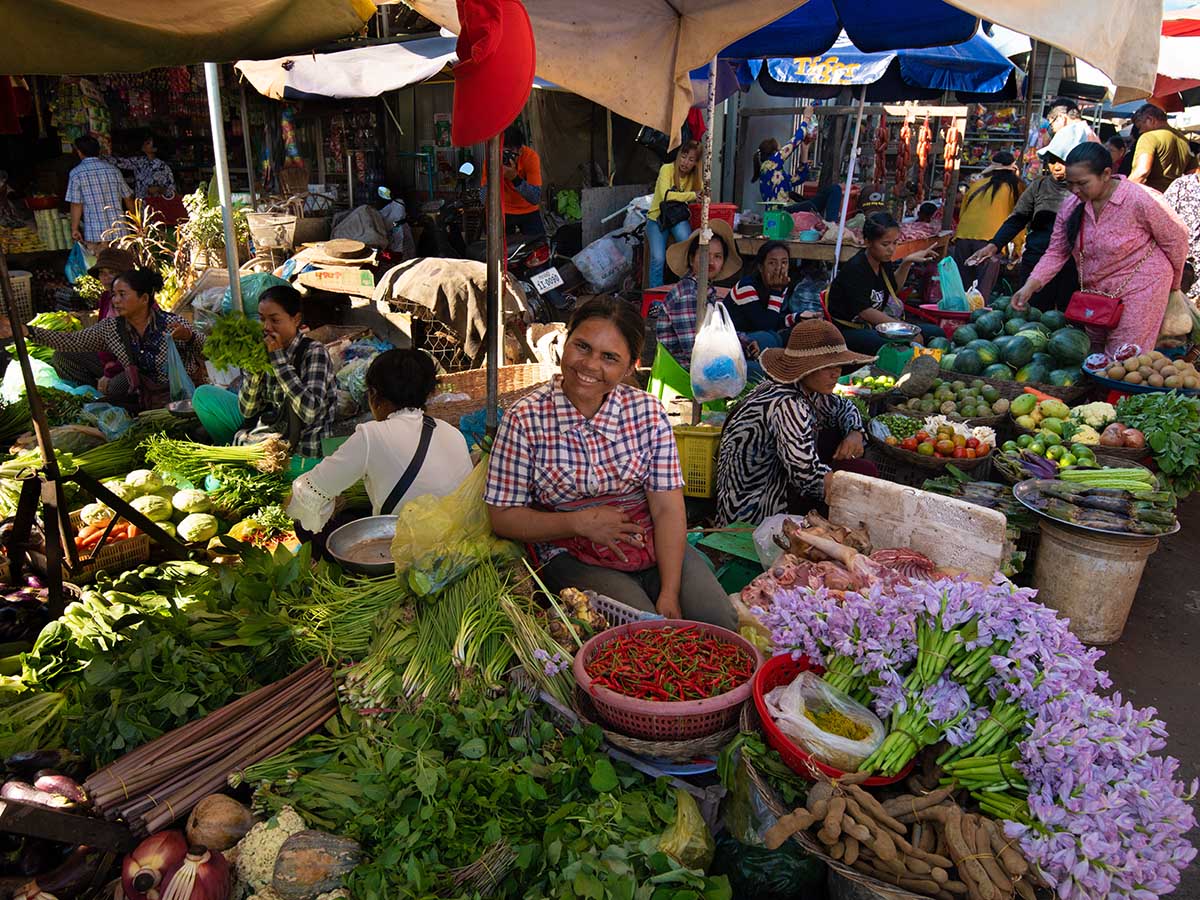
left=1163, top=158, right=1200, bottom=300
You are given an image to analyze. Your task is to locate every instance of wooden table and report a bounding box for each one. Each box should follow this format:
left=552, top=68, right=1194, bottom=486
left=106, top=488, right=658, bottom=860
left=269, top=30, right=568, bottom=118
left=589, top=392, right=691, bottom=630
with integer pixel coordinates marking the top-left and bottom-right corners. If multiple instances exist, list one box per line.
left=735, top=231, right=951, bottom=263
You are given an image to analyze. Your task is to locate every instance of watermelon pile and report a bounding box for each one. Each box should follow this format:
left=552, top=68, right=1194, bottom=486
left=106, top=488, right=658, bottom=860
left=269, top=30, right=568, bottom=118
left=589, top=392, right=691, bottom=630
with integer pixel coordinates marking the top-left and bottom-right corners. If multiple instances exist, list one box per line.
left=927, top=297, right=1089, bottom=387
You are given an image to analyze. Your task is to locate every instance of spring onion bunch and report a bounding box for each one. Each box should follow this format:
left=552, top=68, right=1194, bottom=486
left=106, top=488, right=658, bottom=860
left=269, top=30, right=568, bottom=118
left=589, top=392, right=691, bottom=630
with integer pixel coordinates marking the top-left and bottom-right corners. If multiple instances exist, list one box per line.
left=282, top=565, right=411, bottom=663
left=144, top=434, right=290, bottom=482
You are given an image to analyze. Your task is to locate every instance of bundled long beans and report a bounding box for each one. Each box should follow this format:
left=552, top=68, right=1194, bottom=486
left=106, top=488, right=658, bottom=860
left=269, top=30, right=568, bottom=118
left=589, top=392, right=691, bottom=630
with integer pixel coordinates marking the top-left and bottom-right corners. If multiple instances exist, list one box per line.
left=84, top=660, right=336, bottom=836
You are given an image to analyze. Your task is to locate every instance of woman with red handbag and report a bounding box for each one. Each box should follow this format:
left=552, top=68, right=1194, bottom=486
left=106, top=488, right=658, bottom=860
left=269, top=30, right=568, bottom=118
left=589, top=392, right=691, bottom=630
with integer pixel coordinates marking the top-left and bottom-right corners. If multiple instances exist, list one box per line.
left=485, top=296, right=736, bottom=629
left=1010, top=142, right=1189, bottom=355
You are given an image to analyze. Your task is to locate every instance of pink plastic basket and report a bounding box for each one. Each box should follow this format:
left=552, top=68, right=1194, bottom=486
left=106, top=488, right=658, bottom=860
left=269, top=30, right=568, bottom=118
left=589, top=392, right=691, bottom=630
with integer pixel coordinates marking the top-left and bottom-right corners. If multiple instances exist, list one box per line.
left=573, top=619, right=764, bottom=741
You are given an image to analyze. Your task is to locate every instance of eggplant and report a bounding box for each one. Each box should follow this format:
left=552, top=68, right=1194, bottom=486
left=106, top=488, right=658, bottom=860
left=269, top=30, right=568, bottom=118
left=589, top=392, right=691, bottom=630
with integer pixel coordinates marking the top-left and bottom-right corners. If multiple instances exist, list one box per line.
left=15, top=841, right=56, bottom=879
left=0, top=782, right=73, bottom=810
left=32, top=775, right=87, bottom=808
left=4, top=751, right=78, bottom=775
left=14, top=847, right=105, bottom=900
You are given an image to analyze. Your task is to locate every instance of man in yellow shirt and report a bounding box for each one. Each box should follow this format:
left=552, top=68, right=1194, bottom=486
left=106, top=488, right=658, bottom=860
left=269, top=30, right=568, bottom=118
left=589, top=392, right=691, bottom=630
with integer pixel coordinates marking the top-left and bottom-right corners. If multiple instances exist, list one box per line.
left=482, top=123, right=545, bottom=235
left=1128, top=104, right=1193, bottom=193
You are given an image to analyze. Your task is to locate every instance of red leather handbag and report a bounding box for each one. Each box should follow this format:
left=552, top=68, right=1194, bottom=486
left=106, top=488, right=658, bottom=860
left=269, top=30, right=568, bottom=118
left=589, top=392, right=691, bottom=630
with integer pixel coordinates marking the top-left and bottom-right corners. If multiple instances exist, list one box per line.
left=1064, top=213, right=1150, bottom=331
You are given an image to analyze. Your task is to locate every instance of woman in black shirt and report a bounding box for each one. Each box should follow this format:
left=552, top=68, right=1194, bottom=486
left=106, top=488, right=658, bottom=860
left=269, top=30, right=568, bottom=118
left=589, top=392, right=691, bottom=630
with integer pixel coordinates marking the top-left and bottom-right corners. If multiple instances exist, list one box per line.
left=826, top=213, right=943, bottom=353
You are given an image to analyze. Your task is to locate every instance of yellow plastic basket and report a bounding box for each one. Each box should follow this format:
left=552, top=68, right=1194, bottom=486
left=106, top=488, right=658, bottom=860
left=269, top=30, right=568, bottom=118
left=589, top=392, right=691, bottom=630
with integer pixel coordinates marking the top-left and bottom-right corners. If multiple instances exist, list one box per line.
left=673, top=425, right=721, bottom=498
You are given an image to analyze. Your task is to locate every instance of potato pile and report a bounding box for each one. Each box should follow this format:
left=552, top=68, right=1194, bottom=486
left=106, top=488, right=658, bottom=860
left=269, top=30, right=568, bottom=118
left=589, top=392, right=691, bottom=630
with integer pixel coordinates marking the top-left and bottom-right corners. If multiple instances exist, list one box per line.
left=765, top=772, right=1038, bottom=900
left=1105, top=351, right=1200, bottom=389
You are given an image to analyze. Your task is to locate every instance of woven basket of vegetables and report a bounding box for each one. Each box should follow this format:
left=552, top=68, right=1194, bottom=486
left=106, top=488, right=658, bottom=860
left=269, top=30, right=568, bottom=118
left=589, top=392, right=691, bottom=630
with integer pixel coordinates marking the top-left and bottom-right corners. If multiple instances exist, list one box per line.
left=867, top=432, right=993, bottom=474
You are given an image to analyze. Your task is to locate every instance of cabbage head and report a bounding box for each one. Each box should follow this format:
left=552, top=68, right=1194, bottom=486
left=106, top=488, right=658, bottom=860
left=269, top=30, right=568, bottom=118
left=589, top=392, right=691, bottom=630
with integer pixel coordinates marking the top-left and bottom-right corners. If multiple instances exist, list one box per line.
left=172, top=489, right=212, bottom=515
left=80, top=502, right=113, bottom=526
left=130, top=494, right=173, bottom=522
left=102, top=480, right=138, bottom=503
left=125, top=469, right=164, bottom=493
left=177, top=513, right=219, bottom=543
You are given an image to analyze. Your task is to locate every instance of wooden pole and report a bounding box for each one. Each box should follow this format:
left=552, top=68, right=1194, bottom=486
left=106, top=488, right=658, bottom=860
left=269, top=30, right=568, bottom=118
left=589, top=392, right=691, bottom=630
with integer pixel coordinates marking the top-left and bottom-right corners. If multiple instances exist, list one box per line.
left=485, top=134, right=504, bottom=435
left=691, top=56, right=718, bottom=426
left=832, top=86, right=867, bottom=279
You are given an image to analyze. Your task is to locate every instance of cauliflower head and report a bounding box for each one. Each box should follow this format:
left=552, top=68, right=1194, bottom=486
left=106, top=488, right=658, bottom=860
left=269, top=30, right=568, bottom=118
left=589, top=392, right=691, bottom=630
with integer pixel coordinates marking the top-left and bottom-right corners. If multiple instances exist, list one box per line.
left=232, top=806, right=307, bottom=899
left=1070, top=402, right=1116, bottom=428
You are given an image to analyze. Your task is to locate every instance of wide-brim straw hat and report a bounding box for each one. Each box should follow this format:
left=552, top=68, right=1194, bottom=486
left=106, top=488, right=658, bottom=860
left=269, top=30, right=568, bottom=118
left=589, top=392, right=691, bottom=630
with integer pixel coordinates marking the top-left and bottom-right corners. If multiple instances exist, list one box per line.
left=666, top=218, right=742, bottom=281
left=760, top=319, right=875, bottom=384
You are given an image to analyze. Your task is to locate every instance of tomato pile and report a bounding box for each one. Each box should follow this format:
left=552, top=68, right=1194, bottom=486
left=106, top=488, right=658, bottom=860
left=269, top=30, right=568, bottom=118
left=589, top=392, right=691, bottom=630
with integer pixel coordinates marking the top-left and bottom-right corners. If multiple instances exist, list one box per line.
left=585, top=625, right=756, bottom=702
left=896, top=425, right=992, bottom=460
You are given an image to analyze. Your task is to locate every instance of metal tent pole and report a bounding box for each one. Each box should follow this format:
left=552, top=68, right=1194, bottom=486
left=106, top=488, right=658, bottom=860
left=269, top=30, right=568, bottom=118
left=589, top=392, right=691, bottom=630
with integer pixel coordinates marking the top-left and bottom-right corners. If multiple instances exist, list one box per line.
left=485, top=133, right=504, bottom=435
left=832, top=85, right=867, bottom=279
left=204, top=63, right=243, bottom=312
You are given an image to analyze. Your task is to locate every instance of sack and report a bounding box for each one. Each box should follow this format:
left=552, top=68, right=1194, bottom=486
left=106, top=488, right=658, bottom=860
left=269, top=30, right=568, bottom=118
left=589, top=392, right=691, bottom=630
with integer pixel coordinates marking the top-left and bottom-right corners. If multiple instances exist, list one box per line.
left=165, top=337, right=196, bottom=402
left=691, top=301, right=747, bottom=402
left=1158, top=288, right=1194, bottom=341
left=572, top=233, right=632, bottom=292
left=659, top=200, right=692, bottom=229
left=763, top=670, right=886, bottom=772
left=65, top=242, right=94, bottom=284
left=936, top=257, right=969, bottom=311
left=1065, top=291, right=1124, bottom=329
left=548, top=492, right=656, bottom=572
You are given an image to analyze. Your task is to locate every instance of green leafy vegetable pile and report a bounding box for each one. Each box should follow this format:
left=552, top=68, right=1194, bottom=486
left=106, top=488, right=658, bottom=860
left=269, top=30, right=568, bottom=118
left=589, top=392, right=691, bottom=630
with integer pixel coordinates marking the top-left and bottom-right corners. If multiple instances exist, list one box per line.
left=1115, top=391, right=1200, bottom=498
left=10, top=311, right=83, bottom=363
left=204, top=314, right=271, bottom=374
left=238, top=693, right=732, bottom=900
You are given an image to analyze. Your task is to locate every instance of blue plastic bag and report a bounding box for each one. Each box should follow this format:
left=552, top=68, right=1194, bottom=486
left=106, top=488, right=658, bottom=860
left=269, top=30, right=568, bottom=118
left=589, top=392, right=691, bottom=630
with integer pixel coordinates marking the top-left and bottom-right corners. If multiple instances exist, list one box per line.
left=80, top=402, right=133, bottom=441
left=937, top=257, right=969, bottom=312
left=166, top=338, right=196, bottom=401
left=65, top=242, right=94, bottom=284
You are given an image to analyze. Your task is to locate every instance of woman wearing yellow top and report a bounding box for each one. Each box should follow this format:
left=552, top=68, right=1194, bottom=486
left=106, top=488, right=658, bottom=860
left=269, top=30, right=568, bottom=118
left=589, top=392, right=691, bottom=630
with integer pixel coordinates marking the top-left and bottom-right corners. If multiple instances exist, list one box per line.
left=645, top=141, right=702, bottom=287
left=951, top=151, right=1024, bottom=302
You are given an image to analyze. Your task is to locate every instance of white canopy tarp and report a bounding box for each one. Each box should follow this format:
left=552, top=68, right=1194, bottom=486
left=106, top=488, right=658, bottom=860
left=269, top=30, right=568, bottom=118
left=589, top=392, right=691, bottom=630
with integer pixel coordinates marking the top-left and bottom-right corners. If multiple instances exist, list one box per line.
left=408, top=0, right=1160, bottom=142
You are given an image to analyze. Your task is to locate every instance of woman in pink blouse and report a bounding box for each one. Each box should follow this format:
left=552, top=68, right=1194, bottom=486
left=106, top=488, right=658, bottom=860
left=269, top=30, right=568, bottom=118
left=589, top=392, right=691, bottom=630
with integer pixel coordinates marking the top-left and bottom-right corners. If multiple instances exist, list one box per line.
left=1011, top=142, right=1189, bottom=354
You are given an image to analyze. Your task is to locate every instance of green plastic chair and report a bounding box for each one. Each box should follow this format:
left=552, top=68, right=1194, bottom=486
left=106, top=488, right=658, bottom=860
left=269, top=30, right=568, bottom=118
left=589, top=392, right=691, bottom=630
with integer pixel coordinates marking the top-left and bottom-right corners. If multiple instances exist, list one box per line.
left=647, top=343, right=727, bottom=413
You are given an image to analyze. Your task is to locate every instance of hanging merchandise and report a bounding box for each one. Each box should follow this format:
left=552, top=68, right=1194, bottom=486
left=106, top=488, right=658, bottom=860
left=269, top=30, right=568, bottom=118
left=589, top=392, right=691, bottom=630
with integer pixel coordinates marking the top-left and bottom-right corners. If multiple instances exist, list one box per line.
left=280, top=107, right=302, bottom=166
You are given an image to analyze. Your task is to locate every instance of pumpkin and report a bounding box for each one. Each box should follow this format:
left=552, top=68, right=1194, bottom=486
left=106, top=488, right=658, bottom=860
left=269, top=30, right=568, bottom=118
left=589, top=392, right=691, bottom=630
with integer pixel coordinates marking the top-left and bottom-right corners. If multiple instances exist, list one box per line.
left=271, top=831, right=361, bottom=900
left=186, top=795, right=257, bottom=852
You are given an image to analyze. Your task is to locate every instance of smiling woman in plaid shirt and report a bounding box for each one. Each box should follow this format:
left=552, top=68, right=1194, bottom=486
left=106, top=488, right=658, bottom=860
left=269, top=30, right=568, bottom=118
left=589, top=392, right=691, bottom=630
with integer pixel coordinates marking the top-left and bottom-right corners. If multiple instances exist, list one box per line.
left=485, top=296, right=736, bottom=628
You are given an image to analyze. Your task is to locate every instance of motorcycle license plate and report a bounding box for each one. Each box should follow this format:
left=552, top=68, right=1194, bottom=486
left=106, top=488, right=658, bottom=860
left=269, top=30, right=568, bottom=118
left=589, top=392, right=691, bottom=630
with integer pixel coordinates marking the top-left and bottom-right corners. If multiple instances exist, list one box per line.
left=531, top=267, right=565, bottom=295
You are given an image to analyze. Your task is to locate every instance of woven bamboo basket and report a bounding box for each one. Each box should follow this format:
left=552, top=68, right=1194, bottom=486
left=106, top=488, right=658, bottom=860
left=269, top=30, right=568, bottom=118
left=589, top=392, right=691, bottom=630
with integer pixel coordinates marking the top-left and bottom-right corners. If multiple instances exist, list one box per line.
left=866, top=432, right=993, bottom=474
left=428, top=363, right=558, bottom=426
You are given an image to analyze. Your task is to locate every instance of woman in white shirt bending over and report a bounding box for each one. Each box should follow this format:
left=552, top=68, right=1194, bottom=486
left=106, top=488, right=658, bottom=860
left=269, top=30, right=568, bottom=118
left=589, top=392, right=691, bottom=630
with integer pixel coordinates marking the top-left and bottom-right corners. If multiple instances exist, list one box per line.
left=287, top=349, right=474, bottom=537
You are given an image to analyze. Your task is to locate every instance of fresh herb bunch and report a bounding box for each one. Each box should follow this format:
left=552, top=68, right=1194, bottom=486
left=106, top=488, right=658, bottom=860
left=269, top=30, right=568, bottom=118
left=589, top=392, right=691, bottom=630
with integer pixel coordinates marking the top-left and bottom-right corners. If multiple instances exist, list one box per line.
left=0, top=397, right=31, bottom=443
left=73, top=275, right=104, bottom=302
left=205, top=314, right=271, bottom=374
left=40, top=388, right=85, bottom=426
left=178, top=187, right=249, bottom=251
left=1115, top=391, right=1200, bottom=498
left=240, top=694, right=732, bottom=900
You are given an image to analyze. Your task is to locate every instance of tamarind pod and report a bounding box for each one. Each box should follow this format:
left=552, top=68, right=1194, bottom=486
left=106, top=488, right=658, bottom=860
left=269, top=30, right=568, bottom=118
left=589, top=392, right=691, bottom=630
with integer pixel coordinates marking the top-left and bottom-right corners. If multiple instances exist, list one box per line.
left=908, top=773, right=933, bottom=794
left=872, top=827, right=899, bottom=863
left=905, top=856, right=933, bottom=876
left=897, top=877, right=944, bottom=894
left=941, top=881, right=970, bottom=896
left=843, top=836, right=860, bottom=866
left=844, top=783, right=907, bottom=835
left=860, top=847, right=907, bottom=877
left=983, top=816, right=1029, bottom=878
left=935, top=825, right=950, bottom=862
left=807, top=781, right=834, bottom=808
left=889, top=829, right=954, bottom=869
left=828, top=840, right=845, bottom=860
left=763, top=809, right=818, bottom=850
left=970, top=814, right=1013, bottom=895
left=838, top=770, right=872, bottom=786
left=957, top=812, right=997, bottom=900
left=808, top=797, right=830, bottom=821
left=850, top=858, right=940, bottom=894
left=821, top=796, right=847, bottom=843
left=884, top=785, right=955, bottom=819
left=911, top=822, right=925, bottom=852
left=881, top=793, right=917, bottom=816
left=1013, top=878, right=1036, bottom=900
left=930, top=867, right=949, bottom=884
left=920, top=822, right=937, bottom=853
left=840, top=814, right=872, bottom=843
left=935, top=892, right=956, bottom=900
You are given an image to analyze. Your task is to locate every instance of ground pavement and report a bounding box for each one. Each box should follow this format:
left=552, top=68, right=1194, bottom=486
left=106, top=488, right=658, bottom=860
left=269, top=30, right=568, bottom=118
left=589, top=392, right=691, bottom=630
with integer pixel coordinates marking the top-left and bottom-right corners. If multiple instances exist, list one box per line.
left=1098, top=498, right=1198, bottom=897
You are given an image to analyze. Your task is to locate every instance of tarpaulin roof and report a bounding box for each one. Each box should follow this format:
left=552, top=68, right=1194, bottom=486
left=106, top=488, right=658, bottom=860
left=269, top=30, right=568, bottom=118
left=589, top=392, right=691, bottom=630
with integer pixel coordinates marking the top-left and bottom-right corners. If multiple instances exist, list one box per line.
left=408, top=0, right=1161, bottom=145
left=0, top=0, right=376, bottom=75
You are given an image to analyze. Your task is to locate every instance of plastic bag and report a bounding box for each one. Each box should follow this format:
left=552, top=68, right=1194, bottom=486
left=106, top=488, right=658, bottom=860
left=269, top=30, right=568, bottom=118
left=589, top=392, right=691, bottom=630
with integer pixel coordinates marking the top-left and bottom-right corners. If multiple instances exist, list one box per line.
left=335, top=356, right=375, bottom=405
left=390, top=460, right=521, bottom=596
left=763, top=671, right=885, bottom=772
left=691, top=301, right=747, bottom=402
left=166, top=339, right=195, bottom=401
left=936, top=257, right=969, bottom=312
left=1, top=359, right=99, bottom=403
left=572, top=233, right=632, bottom=292
left=752, top=514, right=798, bottom=569
left=221, top=273, right=289, bottom=316
left=965, top=280, right=985, bottom=311
left=710, top=835, right=825, bottom=900
left=79, top=402, right=133, bottom=441
left=1158, top=289, right=1195, bottom=341
left=65, top=242, right=94, bottom=284
left=657, top=789, right=715, bottom=871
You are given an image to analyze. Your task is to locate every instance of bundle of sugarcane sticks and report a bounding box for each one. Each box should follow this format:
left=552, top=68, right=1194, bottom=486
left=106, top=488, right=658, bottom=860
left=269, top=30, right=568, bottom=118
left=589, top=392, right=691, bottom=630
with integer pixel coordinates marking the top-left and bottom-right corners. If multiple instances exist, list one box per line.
left=84, top=660, right=337, bottom=836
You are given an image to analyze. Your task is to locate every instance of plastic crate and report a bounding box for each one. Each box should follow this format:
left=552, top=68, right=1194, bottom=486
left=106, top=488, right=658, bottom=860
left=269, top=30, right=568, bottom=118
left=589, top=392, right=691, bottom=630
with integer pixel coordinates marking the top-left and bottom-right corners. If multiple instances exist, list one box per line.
left=587, top=590, right=662, bottom=627
left=7, top=270, right=32, bottom=324
left=688, top=202, right=738, bottom=230
left=674, top=424, right=721, bottom=498
left=68, top=511, right=151, bottom=583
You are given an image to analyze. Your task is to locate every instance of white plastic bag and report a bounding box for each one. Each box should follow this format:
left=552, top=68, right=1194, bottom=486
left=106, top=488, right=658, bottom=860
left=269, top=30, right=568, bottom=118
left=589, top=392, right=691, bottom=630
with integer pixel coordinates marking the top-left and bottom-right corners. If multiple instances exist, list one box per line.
left=763, top=670, right=885, bottom=772
left=572, top=233, right=632, bottom=292
left=690, top=301, right=746, bottom=402
left=752, top=514, right=799, bottom=569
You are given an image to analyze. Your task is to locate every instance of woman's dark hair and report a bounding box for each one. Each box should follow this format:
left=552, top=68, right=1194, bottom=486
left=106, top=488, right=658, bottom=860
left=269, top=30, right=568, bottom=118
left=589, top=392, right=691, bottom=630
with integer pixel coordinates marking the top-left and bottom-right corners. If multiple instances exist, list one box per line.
left=258, top=284, right=303, bottom=317
left=686, top=232, right=730, bottom=269
left=753, top=137, right=780, bottom=179
left=566, top=295, right=645, bottom=362
left=365, top=349, right=437, bottom=411
left=1105, top=136, right=1127, bottom=153
left=1063, top=142, right=1115, bottom=245
left=976, top=152, right=1020, bottom=203
left=504, top=122, right=526, bottom=148
left=862, top=212, right=900, bottom=243
left=114, top=268, right=163, bottom=299
left=756, top=240, right=790, bottom=267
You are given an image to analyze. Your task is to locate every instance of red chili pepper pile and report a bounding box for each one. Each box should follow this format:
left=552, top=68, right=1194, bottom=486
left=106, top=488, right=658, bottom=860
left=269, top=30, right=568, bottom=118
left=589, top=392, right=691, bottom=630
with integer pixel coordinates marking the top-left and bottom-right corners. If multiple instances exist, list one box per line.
left=585, top=625, right=756, bottom=702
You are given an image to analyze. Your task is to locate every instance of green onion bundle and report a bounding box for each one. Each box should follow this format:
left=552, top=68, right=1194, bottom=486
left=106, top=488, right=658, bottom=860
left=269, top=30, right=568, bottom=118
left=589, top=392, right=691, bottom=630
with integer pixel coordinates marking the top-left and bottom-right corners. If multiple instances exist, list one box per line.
left=282, top=566, right=412, bottom=663
left=0, top=397, right=31, bottom=443
left=144, top=434, right=290, bottom=482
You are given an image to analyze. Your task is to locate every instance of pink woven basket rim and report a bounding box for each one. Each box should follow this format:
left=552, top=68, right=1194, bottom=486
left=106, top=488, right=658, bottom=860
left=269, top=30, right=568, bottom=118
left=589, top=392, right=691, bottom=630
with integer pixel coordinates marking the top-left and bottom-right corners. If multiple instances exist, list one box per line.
left=573, top=619, right=764, bottom=717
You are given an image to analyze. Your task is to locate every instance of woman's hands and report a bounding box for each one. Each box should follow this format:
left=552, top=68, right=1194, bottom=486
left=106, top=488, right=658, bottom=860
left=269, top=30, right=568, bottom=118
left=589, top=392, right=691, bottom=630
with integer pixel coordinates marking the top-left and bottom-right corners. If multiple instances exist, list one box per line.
left=832, top=431, right=865, bottom=460
left=571, top=505, right=646, bottom=564
left=903, top=247, right=939, bottom=265
left=1009, top=279, right=1041, bottom=312
left=964, top=243, right=999, bottom=267
left=170, top=322, right=192, bottom=341
left=656, top=591, right=683, bottom=619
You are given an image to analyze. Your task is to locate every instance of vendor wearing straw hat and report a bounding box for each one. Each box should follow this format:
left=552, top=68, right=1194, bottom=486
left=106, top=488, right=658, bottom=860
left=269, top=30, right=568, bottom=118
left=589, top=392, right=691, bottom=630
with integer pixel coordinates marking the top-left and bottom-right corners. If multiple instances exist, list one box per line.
left=714, top=320, right=879, bottom=526
left=651, top=219, right=742, bottom=370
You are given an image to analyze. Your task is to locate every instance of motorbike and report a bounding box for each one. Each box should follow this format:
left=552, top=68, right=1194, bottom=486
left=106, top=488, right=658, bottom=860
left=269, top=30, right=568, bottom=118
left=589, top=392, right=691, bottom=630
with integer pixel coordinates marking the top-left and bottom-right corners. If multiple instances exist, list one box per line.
left=413, top=162, right=478, bottom=258
left=507, top=234, right=580, bottom=324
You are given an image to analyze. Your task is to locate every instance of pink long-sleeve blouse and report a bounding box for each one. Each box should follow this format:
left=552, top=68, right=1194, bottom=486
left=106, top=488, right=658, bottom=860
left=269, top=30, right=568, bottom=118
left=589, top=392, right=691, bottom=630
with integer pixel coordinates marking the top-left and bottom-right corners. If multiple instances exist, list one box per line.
left=1030, top=177, right=1189, bottom=353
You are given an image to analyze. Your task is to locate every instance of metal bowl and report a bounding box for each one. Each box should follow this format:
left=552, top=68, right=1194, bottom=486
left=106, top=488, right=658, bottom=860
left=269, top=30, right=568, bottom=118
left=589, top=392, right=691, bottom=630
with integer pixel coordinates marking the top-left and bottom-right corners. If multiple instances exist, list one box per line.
left=874, top=321, right=921, bottom=341
left=326, top=515, right=399, bottom=575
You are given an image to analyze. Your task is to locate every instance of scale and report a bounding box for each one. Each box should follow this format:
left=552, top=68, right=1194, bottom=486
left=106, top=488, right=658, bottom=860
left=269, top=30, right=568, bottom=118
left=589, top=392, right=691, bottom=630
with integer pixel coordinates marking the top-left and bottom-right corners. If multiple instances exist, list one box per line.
left=873, top=321, right=922, bottom=375
left=759, top=201, right=794, bottom=240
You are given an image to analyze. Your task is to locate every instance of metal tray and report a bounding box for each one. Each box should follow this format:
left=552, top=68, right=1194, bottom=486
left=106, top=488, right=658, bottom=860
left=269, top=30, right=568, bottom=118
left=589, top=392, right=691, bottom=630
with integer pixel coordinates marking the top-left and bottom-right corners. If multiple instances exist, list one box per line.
left=875, top=321, right=921, bottom=341
left=1012, top=479, right=1180, bottom=539
left=327, top=515, right=398, bottom=575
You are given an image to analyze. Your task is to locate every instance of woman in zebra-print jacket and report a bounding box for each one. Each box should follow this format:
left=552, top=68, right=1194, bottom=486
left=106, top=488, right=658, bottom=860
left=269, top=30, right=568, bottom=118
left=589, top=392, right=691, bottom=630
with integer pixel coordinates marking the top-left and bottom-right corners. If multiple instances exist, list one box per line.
left=715, top=320, right=878, bottom=526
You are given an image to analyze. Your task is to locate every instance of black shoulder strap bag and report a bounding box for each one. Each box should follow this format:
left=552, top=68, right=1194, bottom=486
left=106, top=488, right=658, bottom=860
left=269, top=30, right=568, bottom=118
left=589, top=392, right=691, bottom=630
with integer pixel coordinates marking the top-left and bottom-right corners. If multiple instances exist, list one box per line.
left=381, top=415, right=436, bottom=514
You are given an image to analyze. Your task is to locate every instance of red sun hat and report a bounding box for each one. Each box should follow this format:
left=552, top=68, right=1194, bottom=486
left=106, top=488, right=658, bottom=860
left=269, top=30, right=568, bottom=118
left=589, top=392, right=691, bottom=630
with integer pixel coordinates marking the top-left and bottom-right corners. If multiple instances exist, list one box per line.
left=451, top=0, right=536, bottom=148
